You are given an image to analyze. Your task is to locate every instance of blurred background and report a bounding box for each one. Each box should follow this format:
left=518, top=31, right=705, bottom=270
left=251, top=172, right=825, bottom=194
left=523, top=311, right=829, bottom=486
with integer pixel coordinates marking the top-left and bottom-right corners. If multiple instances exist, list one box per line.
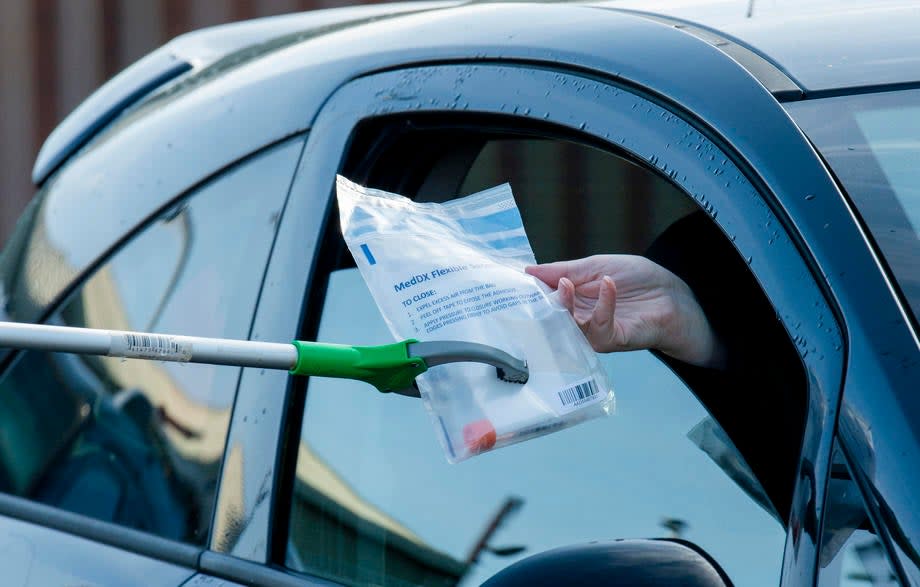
left=0, top=0, right=378, bottom=248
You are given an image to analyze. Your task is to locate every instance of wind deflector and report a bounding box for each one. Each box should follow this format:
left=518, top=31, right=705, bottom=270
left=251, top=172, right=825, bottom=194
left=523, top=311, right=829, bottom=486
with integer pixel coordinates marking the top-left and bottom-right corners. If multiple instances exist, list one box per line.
left=31, top=51, right=191, bottom=186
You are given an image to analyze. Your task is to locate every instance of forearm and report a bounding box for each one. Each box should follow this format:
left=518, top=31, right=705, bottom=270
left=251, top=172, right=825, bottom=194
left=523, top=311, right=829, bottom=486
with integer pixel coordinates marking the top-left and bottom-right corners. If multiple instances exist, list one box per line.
left=655, top=272, right=728, bottom=370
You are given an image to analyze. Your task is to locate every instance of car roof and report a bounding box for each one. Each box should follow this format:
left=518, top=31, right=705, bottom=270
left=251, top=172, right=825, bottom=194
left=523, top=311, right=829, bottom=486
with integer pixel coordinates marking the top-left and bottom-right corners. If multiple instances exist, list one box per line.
left=602, top=0, right=920, bottom=95
left=32, top=0, right=918, bottom=186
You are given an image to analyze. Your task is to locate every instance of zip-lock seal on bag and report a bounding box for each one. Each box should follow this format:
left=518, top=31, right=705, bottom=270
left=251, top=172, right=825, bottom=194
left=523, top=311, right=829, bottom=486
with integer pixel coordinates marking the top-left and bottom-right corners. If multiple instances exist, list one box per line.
left=336, top=175, right=614, bottom=462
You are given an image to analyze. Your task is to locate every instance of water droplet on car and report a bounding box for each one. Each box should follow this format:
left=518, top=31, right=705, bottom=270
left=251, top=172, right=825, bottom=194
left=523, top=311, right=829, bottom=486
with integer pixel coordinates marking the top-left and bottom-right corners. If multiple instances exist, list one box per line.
left=579, top=122, right=586, bottom=130
left=805, top=194, right=816, bottom=201
left=746, top=256, right=753, bottom=264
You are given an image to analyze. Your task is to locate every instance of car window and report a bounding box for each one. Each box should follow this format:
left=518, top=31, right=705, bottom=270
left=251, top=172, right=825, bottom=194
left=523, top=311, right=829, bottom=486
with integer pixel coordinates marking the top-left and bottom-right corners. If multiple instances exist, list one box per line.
left=785, top=89, right=920, bottom=329
left=284, top=136, right=792, bottom=586
left=817, top=445, right=900, bottom=587
left=0, top=140, right=297, bottom=545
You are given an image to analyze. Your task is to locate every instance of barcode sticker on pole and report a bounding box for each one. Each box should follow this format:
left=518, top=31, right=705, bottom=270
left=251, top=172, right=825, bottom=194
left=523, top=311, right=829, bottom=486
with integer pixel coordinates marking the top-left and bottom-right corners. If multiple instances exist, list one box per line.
left=554, top=377, right=602, bottom=413
left=109, top=332, right=193, bottom=362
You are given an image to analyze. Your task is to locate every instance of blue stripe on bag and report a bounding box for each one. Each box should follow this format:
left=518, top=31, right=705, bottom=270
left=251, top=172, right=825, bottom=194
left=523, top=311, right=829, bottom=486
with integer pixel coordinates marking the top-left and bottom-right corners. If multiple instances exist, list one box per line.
left=360, top=244, right=377, bottom=265
left=485, top=235, right=530, bottom=250
left=456, top=207, right=522, bottom=234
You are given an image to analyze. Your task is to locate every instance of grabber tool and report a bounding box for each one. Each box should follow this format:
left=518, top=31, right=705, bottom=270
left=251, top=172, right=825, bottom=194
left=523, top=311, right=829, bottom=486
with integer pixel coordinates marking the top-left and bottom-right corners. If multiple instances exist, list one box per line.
left=0, top=321, right=528, bottom=397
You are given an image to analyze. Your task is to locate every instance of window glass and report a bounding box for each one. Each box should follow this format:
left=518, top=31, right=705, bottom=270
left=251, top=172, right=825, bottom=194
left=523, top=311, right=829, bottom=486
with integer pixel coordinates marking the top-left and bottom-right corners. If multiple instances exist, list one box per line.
left=286, top=137, right=791, bottom=586
left=0, top=141, right=295, bottom=544
left=818, top=447, right=899, bottom=587
left=785, top=90, right=920, bottom=327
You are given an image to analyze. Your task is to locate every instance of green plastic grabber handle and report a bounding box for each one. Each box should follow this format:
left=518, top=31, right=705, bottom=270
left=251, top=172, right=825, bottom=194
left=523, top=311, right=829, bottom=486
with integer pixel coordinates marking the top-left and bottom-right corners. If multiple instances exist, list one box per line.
left=289, top=339, right=428, bottom=393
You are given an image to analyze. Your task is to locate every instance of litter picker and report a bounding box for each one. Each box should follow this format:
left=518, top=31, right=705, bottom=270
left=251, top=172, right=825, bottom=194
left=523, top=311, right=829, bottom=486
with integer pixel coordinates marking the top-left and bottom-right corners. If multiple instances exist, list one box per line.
left=0, top=321, right=528, bottom=396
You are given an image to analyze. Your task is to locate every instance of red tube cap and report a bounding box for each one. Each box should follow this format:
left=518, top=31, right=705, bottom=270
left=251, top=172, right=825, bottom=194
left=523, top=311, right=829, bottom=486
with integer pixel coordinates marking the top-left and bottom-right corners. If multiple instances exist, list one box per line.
left=463, top=419, right=497, bottom=454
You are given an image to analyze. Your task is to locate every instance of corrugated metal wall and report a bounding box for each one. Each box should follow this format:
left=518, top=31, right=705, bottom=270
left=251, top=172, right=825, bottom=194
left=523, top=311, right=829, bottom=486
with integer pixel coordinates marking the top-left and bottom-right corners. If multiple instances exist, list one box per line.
left=0, top=0, right=370, bottom=247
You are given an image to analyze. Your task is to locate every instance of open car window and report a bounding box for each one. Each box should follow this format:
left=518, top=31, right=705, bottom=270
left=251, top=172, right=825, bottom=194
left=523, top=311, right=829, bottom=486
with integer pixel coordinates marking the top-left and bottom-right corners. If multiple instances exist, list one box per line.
left=283, top=130, right=799, bottom=586
left=243, top=63, right=846, bottom=586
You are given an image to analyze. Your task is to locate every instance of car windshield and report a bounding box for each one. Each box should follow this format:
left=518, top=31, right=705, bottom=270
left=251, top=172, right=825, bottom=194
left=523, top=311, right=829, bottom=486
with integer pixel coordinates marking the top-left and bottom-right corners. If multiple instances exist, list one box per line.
left=785, top=90, right=920, bottom=329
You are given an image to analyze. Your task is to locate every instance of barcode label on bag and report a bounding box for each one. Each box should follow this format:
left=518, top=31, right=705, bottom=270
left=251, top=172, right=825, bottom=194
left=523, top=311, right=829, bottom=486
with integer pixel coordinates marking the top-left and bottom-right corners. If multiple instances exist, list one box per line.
left=556, top=378, right=601, bottom=411
left=109, top=332, right=192, bottom=362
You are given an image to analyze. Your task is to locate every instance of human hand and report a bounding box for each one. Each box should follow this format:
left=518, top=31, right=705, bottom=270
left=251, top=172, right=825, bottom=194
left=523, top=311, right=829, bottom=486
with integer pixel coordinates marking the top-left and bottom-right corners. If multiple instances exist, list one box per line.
left=526, top=255, right=725, bottom=369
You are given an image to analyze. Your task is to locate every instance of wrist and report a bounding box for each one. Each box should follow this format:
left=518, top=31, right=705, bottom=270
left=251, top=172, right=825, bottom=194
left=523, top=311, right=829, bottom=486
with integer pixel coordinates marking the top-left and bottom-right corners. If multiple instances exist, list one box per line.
left=657, top=274, right=726, bottom=370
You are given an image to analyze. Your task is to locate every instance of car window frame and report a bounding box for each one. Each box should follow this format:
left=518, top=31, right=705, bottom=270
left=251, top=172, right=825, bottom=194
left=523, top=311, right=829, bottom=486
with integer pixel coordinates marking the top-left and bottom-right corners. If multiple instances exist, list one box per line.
left=223, top=62, right=849, bottom=585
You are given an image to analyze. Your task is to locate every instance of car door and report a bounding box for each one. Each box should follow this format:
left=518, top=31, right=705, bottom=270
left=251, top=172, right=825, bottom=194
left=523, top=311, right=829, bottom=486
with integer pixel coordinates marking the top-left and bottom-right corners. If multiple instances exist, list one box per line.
left=208, top=30, right=859, bottom=583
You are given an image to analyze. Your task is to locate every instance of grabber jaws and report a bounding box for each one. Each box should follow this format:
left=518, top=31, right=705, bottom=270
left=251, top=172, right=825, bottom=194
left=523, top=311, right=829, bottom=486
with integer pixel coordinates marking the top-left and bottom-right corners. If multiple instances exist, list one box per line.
left=408, top=341, right=529, bottom=384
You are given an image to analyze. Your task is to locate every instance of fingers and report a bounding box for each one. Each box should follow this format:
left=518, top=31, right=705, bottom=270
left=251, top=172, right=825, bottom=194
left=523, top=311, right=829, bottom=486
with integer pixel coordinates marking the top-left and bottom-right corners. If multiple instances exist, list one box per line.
left=525, top=259, right=593, bottom=287
left=525, top=262, right=568, bottom=287
left=558, top=277, right=578, bottom=320
left=584, top=276, right=617, bottom=349
left=592, top=276, right=617, bottom=329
